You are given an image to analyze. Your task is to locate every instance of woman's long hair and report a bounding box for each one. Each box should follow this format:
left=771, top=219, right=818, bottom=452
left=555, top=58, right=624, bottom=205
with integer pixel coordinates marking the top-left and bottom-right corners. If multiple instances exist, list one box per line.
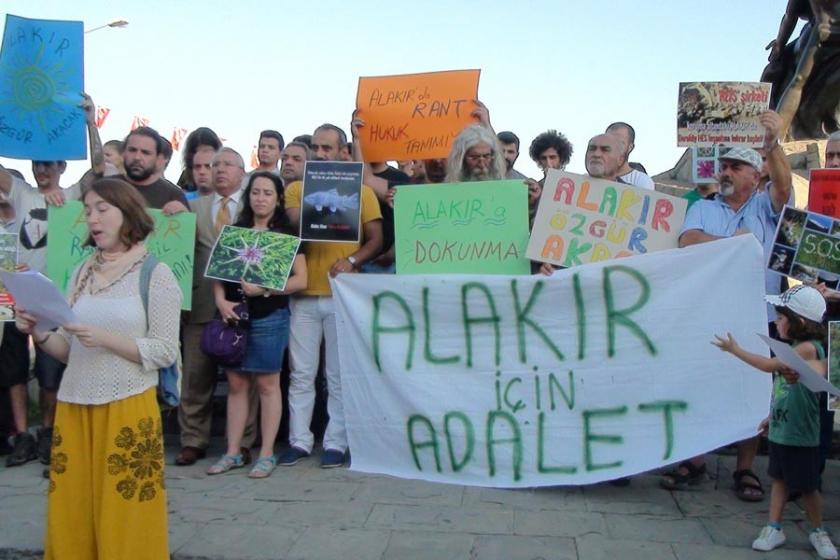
left=234, top=171, right=292, bottom=233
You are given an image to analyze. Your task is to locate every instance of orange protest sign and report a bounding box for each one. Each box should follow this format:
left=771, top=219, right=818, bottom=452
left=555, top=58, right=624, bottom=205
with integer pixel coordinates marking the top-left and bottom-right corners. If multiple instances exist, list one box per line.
left=355, top=69, right=481, bottom=162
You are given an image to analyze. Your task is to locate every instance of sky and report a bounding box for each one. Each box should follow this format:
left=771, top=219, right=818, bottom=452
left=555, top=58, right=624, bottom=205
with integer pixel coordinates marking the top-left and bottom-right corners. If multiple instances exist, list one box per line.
left=1, top=1, right=794, bottom=186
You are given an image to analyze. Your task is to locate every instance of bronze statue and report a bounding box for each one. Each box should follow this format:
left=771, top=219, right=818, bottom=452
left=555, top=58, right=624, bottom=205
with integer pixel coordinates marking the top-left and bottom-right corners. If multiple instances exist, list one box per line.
left=762, top=0, right=840, bottom=139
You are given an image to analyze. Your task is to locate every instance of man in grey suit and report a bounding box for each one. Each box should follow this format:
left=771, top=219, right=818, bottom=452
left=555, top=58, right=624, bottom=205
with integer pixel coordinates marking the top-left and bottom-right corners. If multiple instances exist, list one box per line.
left=176, top=148, right=254, bottom=465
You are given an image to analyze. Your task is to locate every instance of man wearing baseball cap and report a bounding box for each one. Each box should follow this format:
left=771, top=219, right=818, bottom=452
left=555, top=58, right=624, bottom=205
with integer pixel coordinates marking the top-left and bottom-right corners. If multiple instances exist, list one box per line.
left=661, top=110, right=793, bottom=501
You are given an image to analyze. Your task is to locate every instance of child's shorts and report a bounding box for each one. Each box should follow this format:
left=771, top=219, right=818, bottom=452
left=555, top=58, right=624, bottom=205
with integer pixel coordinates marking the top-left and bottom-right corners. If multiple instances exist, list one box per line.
left=768, top=441, right=820, bottom=493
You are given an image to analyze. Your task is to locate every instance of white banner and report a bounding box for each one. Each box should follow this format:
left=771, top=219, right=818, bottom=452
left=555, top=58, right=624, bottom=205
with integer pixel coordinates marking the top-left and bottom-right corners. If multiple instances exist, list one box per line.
left=332, top=236, right=771, bottom=487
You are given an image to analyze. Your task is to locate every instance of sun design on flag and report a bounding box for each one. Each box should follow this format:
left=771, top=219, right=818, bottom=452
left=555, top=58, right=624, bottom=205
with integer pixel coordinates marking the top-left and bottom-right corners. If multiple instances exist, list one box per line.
left=0, top=42, right=74, bottom=133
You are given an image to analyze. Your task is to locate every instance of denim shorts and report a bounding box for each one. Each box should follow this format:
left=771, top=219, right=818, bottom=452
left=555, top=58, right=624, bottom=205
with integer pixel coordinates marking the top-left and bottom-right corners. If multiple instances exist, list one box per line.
left=239, top=307, right=290, bottom=374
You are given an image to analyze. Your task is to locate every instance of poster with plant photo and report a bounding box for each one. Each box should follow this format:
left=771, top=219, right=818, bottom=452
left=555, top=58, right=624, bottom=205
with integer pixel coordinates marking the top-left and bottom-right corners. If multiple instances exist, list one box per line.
left=768, top=206, right=840, bottom=289
left=691, top=145, right=731, bottom=184
left=0, top=232, right=17, bottom=321
left=205, top=226, right=301, bottom=291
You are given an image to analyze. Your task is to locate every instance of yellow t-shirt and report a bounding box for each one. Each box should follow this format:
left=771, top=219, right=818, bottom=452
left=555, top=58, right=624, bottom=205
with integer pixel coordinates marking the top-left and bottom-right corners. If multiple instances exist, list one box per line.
left=285, top=180, right=382, bottom=296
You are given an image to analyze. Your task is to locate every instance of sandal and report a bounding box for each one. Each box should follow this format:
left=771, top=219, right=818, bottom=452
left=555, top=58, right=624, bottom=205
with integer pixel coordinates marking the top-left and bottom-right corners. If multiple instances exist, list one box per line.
left=733, top=469, right=765, bottom=502
left=248, top=456, right=277, bottom=479
left=206, top=453, right=245, bottom=475
left=660, top=461, right=706, bottom=490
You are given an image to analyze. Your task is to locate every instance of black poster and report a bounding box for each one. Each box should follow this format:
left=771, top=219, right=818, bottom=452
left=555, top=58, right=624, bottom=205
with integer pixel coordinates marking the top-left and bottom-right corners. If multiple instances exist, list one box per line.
left=300, top=161, right=364, bottom=243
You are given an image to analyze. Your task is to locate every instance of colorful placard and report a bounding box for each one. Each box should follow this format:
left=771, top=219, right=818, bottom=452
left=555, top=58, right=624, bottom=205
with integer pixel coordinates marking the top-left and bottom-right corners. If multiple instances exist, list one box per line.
left=0, top=14, right=86, bottom=160
left=205, top=225, right=301, bottom=291
left=394, top=180, right=530, bottom=275
left=46, top=201, right=196, bottom=309
left=691, top=145, right=733, bottom=184
left=768, top=206, right=840, bottom=289
left=0, top=232, right=17, bottom=320
left=300, top=161, right=364, bottom=243
left=809, top=169, right=840, bottom=219
left=355, top=69, right=481, bottom=162
left=526, top=170, right=687, bottom=268
left=677, top=82, right=770, bottom=147
left=331, top=235, right=771, bottom=487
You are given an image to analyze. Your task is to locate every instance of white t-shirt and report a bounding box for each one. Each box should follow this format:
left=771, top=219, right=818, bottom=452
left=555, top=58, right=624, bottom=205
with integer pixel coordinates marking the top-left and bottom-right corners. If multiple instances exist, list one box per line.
left=619, top=169, right=655, bottom=190
left=9, top=177, right=80, bottom=273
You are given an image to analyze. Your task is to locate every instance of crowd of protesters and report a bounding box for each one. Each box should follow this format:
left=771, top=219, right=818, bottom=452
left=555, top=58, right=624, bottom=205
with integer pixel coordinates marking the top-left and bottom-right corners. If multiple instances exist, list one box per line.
left=2, top=90, right=840, bottom=559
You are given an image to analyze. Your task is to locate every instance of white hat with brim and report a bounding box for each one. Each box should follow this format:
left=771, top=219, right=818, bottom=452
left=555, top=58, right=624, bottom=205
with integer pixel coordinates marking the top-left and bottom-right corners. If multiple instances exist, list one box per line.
left=765, top=285, right=826, bottom=323
left=719, top=146, right=763, bottom=171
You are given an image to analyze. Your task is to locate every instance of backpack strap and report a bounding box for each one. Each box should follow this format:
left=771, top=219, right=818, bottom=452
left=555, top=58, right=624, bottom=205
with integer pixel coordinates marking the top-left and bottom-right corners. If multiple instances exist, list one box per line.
left=139, top=254, right=161, bottom=331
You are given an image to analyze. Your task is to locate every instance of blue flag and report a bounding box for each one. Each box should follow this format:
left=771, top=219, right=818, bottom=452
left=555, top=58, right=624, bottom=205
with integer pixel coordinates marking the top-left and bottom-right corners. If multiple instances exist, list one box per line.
left=0, top=14, right=85, bottom=161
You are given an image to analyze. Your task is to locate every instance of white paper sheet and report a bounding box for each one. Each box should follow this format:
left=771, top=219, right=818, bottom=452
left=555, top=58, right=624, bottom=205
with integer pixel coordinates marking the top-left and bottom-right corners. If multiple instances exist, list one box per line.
left=0, top=270, right=76, bottom=331
left=758, top=334, right=840, bottom=397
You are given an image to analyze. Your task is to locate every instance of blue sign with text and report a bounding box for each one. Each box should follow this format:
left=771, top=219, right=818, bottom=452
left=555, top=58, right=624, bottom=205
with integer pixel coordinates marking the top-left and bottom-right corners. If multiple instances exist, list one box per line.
left=0, top=14, right=85, bottom=160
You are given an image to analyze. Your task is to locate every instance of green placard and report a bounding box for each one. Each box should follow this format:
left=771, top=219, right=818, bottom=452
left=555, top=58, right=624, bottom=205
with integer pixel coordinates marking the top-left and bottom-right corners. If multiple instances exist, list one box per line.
left=394, top=180, right=531, bottom=274
left=46, top=201, right=196, bottom=310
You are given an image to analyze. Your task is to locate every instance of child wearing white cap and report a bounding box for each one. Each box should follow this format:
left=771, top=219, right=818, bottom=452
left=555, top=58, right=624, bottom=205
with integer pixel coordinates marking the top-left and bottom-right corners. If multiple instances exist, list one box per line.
left=712, top=285, right=837, bottom=559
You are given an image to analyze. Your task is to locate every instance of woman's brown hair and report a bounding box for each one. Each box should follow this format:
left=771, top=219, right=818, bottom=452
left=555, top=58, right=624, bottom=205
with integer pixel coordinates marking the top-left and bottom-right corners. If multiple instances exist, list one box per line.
left=83, top=178, right=154, bottom=248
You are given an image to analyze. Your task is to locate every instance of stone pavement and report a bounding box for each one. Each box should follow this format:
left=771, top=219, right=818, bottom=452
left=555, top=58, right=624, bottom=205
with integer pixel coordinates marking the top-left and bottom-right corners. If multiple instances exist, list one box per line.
left=1, top=442, right=839, bottom=560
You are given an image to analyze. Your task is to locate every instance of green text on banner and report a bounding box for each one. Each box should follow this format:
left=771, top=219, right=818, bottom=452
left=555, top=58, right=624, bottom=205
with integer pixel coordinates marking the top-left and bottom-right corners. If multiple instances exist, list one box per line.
left=394, top=180, right=530, bottom=275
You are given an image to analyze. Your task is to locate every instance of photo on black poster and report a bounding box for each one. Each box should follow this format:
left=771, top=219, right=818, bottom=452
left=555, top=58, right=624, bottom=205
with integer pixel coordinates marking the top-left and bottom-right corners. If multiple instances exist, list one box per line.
left=300, top=161, right=363, bottom=243
left=768, top=206, right=840, bottom=289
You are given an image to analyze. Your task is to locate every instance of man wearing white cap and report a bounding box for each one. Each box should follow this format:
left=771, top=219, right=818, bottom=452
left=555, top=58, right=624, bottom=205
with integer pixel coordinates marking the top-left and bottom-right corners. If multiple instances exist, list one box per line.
left=660, top=110, right=792, bottom=501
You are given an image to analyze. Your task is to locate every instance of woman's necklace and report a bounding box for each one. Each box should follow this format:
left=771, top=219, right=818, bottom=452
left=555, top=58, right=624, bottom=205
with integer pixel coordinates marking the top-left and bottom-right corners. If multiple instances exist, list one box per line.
left=88, top=250, right=144, bottom=295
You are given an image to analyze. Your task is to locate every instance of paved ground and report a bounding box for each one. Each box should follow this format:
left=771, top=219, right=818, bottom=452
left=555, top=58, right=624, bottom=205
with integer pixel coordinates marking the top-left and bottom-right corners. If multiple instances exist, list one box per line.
left=1, top=441, right=839, bottom=559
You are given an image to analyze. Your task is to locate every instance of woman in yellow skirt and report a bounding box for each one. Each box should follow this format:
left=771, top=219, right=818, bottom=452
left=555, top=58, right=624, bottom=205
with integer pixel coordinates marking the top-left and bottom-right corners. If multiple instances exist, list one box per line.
left=16, top=178, right=181, bottom=559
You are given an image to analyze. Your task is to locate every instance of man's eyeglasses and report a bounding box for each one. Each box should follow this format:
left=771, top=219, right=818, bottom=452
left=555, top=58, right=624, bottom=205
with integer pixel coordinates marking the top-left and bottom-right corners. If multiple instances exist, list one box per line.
left=466, top=152, right=493, bottom=162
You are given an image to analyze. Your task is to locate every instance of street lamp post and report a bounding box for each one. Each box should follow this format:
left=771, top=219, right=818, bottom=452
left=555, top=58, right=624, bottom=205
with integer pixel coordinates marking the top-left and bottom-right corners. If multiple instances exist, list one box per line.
left=84, top=19, right=129, bottom=34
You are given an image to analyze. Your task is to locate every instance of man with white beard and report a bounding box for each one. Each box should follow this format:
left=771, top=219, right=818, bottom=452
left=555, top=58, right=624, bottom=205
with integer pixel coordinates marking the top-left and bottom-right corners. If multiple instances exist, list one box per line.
left=444, top=124, right=507, bottom=183
left=584, top=133, right=627, bottom=181
left=662, top=111, right=791, bottom=502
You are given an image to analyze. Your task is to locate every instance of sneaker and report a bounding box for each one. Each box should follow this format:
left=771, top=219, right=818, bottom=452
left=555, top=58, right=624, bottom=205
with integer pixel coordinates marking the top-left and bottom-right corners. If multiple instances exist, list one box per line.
left=320, top=449, right=346, bottom=469
left=37, top=427, right=53, bottom=465
left=5, top=432, right=37, bottom=467
left=810, top=529, right=839, bottom=559
left=752, top=525, right=786, bottom=552
left=276, top=446, right=309, bottom=467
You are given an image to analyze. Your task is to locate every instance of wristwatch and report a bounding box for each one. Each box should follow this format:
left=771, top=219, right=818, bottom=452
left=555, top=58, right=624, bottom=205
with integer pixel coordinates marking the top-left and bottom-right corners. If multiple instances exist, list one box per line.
left=347, top=255, right=358, bottom=268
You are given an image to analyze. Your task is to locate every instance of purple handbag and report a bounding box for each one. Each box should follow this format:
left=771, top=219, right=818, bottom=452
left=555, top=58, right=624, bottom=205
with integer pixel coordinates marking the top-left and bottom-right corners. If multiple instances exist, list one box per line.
left=200, top=303, right=249, bottom=366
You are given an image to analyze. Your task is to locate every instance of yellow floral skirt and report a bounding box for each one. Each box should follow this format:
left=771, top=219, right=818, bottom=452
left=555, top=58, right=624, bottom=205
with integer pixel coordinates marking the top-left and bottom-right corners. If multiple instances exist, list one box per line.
left=45, top=388, right=169, bottom=560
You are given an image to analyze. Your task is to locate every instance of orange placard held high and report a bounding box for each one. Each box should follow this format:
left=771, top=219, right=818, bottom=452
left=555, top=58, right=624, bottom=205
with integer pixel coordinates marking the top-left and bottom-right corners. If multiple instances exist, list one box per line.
left=355, top=69, right=481, bottom=162
left=809, top=169, right=840, bottom=218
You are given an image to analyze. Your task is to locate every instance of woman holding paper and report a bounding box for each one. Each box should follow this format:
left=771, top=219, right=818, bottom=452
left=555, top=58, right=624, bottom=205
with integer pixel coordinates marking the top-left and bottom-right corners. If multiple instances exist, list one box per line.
left=206, top=171, right=307, bottom=479
left=15, top=178, right=181, bottom=560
